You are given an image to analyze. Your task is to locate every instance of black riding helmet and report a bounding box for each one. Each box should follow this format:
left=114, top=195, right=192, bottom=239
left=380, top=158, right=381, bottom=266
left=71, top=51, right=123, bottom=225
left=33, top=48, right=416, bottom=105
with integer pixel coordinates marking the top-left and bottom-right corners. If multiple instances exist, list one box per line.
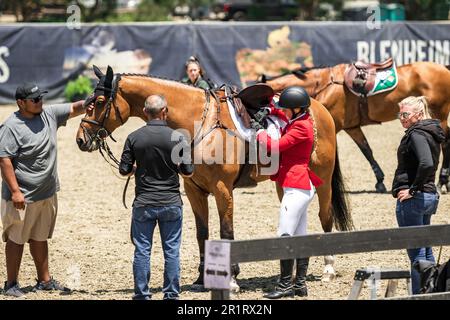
left=275, top=86, right=310, bottom=110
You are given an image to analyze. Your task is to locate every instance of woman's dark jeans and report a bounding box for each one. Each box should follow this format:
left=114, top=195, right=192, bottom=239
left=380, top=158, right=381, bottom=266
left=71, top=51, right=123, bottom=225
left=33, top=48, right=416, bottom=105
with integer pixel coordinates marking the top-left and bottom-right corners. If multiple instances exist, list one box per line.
left=396, top=192, right=439, bottom=294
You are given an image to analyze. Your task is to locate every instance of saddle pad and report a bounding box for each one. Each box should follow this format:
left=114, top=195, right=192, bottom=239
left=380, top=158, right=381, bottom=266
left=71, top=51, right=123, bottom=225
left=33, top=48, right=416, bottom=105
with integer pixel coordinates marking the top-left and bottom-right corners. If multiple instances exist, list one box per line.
left=370, top=64, right=398, bottom=96
left=226, top=88, right=286, bottom=142
left=348, top=64, right=398, bottom=97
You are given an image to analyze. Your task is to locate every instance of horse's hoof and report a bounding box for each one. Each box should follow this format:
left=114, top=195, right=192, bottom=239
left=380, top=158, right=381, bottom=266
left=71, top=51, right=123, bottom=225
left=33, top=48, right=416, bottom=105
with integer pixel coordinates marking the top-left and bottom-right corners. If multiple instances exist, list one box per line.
left=192, top=275, right=204, bottom=286
left=322, top=265, right=336, bottom=282
left=322, top=272, right=336, bottom=282
left=375, top=182, right=387, bottom=193
left=230, top=278, right=240, bottom=294
left=437, top=182, right=447, bottom=195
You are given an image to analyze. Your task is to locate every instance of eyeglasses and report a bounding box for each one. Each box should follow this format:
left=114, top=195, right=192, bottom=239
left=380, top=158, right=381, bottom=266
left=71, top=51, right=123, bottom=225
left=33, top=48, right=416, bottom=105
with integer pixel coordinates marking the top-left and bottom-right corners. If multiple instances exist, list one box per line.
left=397, top=111, right=418, bottom=119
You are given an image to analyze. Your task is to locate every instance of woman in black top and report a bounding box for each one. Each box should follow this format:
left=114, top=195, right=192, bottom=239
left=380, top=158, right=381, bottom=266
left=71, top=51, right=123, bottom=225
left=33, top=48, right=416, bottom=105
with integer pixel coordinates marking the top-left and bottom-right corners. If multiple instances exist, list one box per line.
left=392, top=96, right=445, bottom=294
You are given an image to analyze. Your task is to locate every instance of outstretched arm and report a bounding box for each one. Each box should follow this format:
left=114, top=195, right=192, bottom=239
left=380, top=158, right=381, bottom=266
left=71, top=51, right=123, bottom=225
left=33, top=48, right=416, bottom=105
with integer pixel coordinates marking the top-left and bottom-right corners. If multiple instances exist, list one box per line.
left=69, top=96, right=95, bottom=119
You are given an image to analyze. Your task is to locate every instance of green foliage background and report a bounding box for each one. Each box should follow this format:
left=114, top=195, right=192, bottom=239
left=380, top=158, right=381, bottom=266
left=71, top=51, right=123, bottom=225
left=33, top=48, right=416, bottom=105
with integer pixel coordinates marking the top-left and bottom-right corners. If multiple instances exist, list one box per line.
left=0, top=0, right=448, bottom=22
left=64, top=75, right=93, bottom=102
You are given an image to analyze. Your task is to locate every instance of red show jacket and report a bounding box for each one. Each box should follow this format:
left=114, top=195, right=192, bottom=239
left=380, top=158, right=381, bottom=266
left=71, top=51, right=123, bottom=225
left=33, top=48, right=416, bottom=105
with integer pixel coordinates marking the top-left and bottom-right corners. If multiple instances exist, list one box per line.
left=257, top=111, right=323, bottom=190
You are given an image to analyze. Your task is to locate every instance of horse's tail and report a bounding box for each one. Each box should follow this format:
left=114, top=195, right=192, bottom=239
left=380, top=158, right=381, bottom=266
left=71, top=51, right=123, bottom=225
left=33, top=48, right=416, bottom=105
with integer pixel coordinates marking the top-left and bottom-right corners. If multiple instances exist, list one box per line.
left=331, top=146, right=354, bottom=231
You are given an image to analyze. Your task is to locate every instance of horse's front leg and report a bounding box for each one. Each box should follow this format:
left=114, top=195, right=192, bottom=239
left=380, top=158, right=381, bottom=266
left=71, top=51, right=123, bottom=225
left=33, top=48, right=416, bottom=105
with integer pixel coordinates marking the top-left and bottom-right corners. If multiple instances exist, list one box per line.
left=184, top=178, right=209, bottom=288
left=315, top=184, right=337, bottom=282
left=344, top=127, right=386, bottom=193
left=213, top=180, right=240, bottom=293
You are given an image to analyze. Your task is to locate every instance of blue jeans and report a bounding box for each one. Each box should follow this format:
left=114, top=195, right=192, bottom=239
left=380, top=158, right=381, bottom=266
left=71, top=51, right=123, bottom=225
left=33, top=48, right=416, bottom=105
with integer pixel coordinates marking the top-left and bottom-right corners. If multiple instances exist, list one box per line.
left=131, top=205, right=182, bottom=300
left=396, top=192, right=439, bottom=294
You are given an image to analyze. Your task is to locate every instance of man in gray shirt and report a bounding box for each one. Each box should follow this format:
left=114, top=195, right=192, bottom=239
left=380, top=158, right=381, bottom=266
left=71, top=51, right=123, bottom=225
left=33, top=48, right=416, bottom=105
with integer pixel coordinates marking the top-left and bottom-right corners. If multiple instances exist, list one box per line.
left=0, top=83, right=93, bottom=297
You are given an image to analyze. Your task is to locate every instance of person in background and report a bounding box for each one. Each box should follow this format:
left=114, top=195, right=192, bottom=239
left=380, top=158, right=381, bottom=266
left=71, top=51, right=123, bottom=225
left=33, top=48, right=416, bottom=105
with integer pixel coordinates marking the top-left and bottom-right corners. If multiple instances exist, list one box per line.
left=392, top=96, right=445, bottom=294
left=181, top=56, right=212, bottom=90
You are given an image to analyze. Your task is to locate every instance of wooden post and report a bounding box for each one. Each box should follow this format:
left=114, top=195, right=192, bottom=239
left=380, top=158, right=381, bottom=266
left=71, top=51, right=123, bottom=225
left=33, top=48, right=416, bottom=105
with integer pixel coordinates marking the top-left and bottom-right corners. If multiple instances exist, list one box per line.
left=211, top=289, right=230, bottom=300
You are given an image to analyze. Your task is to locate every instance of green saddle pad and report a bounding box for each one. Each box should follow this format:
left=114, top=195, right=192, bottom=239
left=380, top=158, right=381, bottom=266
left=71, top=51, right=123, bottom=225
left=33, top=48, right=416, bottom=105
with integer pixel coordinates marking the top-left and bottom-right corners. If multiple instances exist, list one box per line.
left=370, top=65, right=398, bottom=96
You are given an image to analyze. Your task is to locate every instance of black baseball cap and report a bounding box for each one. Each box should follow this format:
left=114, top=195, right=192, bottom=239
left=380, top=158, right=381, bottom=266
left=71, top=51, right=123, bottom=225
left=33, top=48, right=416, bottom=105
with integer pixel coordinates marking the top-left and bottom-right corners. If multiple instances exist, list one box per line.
left=15, top=83, right=48, bottom=100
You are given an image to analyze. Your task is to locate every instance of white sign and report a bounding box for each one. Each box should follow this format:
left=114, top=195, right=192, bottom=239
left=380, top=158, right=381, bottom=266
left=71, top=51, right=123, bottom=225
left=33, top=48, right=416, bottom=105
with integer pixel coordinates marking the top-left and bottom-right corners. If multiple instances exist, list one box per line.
left=204, top=241, right=231, bottom=290
left=0, top=46, right=10, bottom=83
left=357, top=40, right=450, bottom=65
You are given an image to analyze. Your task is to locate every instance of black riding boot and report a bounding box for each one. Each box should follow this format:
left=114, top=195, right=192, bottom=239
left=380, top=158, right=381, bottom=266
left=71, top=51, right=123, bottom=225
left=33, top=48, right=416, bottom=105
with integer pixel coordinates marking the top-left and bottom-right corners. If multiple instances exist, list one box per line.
left=264, top=259, right=294, bottom=299
left=293, top=258, right=309, bottom=297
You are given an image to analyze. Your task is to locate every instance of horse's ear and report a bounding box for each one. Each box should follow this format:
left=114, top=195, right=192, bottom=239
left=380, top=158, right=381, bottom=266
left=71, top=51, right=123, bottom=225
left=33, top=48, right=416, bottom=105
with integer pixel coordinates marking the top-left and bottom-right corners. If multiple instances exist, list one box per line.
left=106, top=65, right=113, bottom=77
left=93, top=65, right=104, bottom=79
left=105, top=65, right=114, bottom=87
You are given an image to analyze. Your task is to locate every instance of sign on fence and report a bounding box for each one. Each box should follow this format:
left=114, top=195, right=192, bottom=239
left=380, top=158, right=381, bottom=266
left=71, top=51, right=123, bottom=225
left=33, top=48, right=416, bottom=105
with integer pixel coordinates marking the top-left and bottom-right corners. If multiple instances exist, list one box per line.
left=204, top=241, right=231, bottom=290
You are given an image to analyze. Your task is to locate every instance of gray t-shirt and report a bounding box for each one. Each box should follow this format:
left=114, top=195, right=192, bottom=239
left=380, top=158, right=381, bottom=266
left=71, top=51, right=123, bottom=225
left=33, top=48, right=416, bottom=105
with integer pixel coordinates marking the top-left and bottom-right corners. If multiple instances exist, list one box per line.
left=0, top=104, right=71, bottom=202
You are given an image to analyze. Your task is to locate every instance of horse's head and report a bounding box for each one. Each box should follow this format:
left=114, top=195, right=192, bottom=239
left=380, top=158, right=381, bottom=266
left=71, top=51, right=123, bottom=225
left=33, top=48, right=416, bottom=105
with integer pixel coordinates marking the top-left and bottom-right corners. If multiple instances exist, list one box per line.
left=76, top=65, right=128, bottom=152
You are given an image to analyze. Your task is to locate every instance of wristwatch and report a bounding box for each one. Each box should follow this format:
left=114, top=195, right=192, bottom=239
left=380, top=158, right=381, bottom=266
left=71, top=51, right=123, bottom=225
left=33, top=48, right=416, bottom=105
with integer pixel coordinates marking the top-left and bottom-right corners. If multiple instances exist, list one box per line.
left=408, top=187, right=417, bottom=196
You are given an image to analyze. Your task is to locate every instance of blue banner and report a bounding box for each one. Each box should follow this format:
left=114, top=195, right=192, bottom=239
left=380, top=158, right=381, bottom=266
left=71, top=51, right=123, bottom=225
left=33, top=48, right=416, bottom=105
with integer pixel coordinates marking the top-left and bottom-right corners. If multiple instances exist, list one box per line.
left=0, top=22, right=449, bottom=104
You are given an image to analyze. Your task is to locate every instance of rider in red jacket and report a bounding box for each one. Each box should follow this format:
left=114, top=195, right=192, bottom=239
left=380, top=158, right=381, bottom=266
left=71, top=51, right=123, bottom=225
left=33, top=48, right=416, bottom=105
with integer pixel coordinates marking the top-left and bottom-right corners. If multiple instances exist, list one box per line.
left=256, top=86, right=322, bottom=299
left=257, top=104, right=322, bottom=190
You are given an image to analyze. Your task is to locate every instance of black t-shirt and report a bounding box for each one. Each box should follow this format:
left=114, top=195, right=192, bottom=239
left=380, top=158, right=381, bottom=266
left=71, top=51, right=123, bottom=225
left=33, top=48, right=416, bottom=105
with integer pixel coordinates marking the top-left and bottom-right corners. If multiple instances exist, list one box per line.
left=119, top=120, right=193, bottom=207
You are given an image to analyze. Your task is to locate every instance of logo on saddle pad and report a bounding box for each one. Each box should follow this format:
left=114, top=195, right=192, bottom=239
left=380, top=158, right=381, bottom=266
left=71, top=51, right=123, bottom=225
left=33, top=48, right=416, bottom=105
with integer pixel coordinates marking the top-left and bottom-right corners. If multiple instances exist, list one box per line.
left=344, top=59, right=398, bottom=97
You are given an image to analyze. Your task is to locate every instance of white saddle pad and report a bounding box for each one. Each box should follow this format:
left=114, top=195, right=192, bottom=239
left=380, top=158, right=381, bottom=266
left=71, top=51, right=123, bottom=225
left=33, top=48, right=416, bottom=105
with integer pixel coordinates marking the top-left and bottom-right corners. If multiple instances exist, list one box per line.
left=225, top=90, right=286, bottom=142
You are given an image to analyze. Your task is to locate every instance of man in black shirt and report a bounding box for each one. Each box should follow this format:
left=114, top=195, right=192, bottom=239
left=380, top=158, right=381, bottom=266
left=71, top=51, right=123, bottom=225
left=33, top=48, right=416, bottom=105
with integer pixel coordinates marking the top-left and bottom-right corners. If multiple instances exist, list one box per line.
left=119, top=94, right=193, bottom=300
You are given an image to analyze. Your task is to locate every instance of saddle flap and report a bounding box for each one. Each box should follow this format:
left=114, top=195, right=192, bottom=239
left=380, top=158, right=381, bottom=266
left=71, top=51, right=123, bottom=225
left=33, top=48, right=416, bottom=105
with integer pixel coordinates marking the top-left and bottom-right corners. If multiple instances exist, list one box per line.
left=236, top=84, right=274, bottom=110
left=229, top=96, right=252, bottom=129
left=344, top=65, right=376, bottom=94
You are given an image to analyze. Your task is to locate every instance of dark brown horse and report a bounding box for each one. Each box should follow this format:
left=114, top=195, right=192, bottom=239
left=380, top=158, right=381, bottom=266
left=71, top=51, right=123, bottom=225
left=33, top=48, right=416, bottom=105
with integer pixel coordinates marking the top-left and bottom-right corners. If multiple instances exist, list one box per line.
left=75, top=66, right=353, bottom=289
left=260, top=62, right=450, bottom=193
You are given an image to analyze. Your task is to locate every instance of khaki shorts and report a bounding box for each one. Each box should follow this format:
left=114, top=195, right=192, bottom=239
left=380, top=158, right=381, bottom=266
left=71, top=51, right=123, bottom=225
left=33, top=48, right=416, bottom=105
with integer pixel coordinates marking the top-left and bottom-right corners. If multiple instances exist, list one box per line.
left=1, top=194, right=58, bottom=245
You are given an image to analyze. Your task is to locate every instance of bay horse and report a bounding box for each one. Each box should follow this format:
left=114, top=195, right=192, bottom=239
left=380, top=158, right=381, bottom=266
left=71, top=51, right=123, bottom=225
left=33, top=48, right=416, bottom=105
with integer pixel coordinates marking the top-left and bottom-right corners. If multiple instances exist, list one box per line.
left=260, top=62, right=450, bottom=194
left=76, top=66, right=353, bottom=289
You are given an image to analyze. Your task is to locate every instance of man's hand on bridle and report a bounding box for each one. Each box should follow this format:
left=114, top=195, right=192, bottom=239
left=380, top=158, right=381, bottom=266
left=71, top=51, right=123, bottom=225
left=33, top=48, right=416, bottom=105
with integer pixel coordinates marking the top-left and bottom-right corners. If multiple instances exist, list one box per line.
left=83, top=94, right=96, bottom=115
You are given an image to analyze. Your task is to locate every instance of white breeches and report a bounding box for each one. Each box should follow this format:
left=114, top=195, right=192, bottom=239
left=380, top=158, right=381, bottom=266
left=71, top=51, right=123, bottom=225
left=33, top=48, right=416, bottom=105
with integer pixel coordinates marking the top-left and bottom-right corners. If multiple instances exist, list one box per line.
left=278, top=181, right=315, bottom=237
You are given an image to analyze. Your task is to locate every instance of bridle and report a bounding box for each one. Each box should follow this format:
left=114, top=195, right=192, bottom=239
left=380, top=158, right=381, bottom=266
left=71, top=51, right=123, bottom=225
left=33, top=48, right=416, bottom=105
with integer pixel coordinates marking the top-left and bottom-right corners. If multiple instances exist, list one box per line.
left=79, top=75, right=125, bottom=167
left=260, top=67, right=344, bottom=99
left=80, top=75, right=125, bottom=143
left=79, top=74, right=133, bottom=208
